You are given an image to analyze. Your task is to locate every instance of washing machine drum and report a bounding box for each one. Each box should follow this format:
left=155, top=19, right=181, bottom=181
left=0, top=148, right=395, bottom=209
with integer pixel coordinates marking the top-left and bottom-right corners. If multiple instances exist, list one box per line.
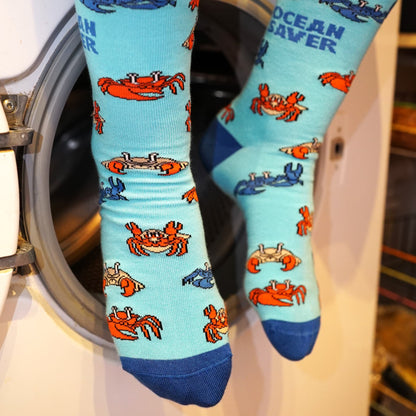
left=22, top=1, right=269, bottom=344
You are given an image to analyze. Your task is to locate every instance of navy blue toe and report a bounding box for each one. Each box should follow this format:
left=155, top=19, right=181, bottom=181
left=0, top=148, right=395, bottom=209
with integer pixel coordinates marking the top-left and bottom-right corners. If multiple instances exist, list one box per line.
left=121, top=344, right=232, bottom=407
left=262, top=318, right=321, bottom=361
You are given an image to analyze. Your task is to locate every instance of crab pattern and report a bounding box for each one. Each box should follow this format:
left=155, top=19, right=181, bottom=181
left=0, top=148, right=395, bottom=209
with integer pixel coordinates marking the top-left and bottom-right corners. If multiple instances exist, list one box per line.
left=251, top=83, right=308, bottom=122
left=98, top=71, right=185, bottom=101
left=254, top=39, right=269, bottom=68
left=103, top=262, right=144, bottom=297
left=319, top=71, right=356, bottom=93
left=203, top=304, right=229, bottom=343
left=221, top=104, right=235, bottom=124
left=279, top=138, right=321, bottom=160
left=107, top=306, right=163, bottom=341
left=249, top=280, right=307, bottom=307
left=126, top=221, right=190, bottom=257
left=297, top=206, right=313, bottom=236
left=93, top=101, right=104, bottom=134
left=234, top=163, right=304, bottom=196
left=182, top=263, right=214, bottom=289
left=185, top=100, right=192, bottom=132
left=101, top=152, right=188, bottom=176
left=247, top=243, right=301, bottom=273
left=80, top=0, right=176, bottom=13
left=182, top=26, right=195, bottom=51
left=182, top=187, right=198, bottom=203
left=99, top=177, right=127, bottom=204
left=318, top=0, right=393, bottom=23
left=188, top=0, right=198, bottom=10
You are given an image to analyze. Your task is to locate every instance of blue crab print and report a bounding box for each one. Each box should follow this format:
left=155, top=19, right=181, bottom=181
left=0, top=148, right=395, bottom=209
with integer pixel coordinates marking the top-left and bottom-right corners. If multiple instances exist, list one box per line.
left=182, top=263, right=214, bottom=289
left=80, top=0, right=176, bottom=13
left=318, top=0, right=394, bottom=23
left=254, top=39, right=269, bottom=69
left=99, top=177, right=128, bottom=204
left=234, top=163, right=304, bottom=196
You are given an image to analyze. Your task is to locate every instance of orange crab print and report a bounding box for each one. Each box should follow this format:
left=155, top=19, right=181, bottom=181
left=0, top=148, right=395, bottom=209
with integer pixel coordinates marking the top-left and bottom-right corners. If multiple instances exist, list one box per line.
left=203, top=304, right=229, bottom=343
left=98, top=71, right=185, bottom=101
left=107, top=306, right=162, bottom=341
left=221, top=104, right=235, bottom=124
left=185, top=100, right=192, bottom=132
left=102, top=152, right=188, bottom=176
left=182, top=187, right=198, bottom=203
left=126, top=221, right=190, bottom=257
left=103, top=262, right=144, bottom=297
left=249, top=280, right=306, bottom=307
left=251, top=83, right=308, bottom=122
left=280, top=138, right=321, bottom=160
left=319, top=71, right=355, bottom=93
left=247, top=243, right=301, bottom=273
left=182, top=25, right=195, bottom=50
left=188, top=0, right=198, bottom=10
left=93, top=101, right=105, bottom=134
left=297, top=206, right=313, bottom=236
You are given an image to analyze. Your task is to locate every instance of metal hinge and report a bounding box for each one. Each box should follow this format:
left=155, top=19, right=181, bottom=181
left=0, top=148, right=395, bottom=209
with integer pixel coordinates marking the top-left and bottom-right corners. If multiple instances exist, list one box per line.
left=0, top=94, right=33, bottom=148
left=0, top=94, right=35, bottom=270
left=0, top=237, right=35, bottom=271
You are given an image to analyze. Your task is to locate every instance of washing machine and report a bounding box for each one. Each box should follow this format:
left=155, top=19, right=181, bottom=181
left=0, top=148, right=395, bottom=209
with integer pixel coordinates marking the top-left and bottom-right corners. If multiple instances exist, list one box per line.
left=0, top=1, right=401, bottom=415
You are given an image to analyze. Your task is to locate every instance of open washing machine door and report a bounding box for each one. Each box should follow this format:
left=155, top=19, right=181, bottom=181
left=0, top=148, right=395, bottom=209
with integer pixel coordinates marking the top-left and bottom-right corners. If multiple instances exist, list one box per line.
left=0, top=1, right=401, bottom=415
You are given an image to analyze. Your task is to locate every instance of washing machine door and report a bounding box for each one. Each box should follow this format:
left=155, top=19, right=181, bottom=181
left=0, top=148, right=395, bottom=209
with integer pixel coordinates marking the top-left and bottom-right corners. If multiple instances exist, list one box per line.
left=21, top=0, right=272, bottom=345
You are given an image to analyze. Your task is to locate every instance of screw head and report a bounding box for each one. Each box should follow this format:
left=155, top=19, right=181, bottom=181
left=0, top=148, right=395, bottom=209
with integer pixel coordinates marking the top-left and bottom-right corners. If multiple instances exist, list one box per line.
left=3, top=99, right=16, bottom=113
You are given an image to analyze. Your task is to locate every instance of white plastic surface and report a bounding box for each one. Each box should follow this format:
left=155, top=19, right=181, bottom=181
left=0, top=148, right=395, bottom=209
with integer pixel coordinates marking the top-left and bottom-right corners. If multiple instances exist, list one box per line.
left=0, top=270, right=13, bottom=317
left=0, top=150, right=19, bottom=317
left=0, top=0, right=74, bottom=80
left=0, top=106, right=8, bottom=134
left=0, top=150, right=19, bottom=257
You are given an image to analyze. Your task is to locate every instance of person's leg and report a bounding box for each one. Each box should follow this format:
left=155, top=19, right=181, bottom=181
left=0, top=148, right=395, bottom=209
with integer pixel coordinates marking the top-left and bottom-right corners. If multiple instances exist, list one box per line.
left=75, top=0, right=231, bottom=406
left=201, top=0, right=397, bottom=360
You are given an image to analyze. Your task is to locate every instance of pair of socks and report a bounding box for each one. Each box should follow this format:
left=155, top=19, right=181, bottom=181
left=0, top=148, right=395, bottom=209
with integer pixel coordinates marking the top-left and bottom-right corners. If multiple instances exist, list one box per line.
left=75, top=0, right=397, bottom=407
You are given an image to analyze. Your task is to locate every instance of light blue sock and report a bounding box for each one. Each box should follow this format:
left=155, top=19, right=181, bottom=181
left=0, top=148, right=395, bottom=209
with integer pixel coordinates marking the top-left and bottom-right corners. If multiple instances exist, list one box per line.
left=201, top=0, right=397, bottom=361
left=75, top=0, right=231, bottom=406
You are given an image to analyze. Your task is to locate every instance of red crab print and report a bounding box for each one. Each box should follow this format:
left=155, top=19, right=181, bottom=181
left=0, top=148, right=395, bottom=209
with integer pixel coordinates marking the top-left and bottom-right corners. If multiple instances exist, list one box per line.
left=182, top=187, right=198, bottom=203
left=103, top=262, right=144, bottom=297
left=93, top=101, right=105, bottom=134
left=185, top=100, right=192, bottom=132
left=279, top=138, right=321, bottom=160
left=182, top=25, right=195, bottom=50
left=98, top=71, right=185, bottom=101
left=251, top=83, right=308, bottom=122
left=126, top=221, right=190, bottom=257
left=188, top=0, right=198, bottom=10
left=102, top=152, right=188, bottom=176
left=297, top=206, right=313, bottom=236
left=319, top=71, right=355, bottom=93
left=107, top=306, right=162, bottom=341
left=221, top=104, right=235, bottom=124
left=249, top=280, right=306, bottom=307
left=247, top=243, right=301, bottom=274
left=203, top=304, right=229, bottom=343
